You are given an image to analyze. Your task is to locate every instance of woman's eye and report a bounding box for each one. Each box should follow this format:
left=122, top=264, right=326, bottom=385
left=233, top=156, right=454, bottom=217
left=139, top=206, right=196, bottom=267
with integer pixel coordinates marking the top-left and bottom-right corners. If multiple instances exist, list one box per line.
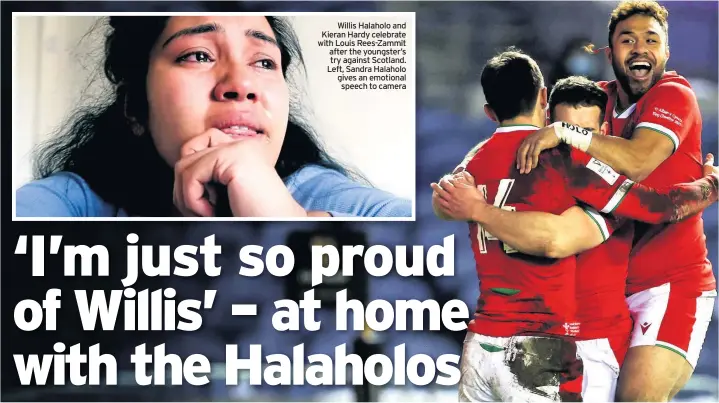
left=254, top=59, right=277, bottom=70
left=177, top=51, right=214, bottom=63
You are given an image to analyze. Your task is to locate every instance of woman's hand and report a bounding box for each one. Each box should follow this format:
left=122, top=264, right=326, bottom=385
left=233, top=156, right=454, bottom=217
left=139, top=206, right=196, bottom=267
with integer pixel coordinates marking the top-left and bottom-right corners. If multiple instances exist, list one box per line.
left=173, top=129, right=307, bottom=217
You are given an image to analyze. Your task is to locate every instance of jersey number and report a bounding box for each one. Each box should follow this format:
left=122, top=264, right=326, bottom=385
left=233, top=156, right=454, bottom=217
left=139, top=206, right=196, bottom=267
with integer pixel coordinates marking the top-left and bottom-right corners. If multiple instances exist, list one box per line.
left=477, top=179, right=518, bottom=255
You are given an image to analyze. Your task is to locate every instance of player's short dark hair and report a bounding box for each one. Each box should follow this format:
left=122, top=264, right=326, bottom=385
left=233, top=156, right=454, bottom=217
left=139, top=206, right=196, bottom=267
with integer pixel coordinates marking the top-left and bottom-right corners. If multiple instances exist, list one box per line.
left=549, top=76, right=608, bottom=123
left=480, top=47, right=544, bottom=122
left=608, top=0, right=669, bottom=48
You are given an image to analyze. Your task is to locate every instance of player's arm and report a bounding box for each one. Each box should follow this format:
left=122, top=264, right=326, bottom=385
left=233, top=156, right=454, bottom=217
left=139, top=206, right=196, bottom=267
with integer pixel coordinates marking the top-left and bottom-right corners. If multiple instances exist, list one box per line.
left=518, top=84, right=695, bottom=181
left=469, top=204, right=612, bottom=259
left=565, top=85, right=693, bottom=181
left=580, top=128, right=671, bottom=182
left=570, top=153, right=719, bottom=224
left=433, top=170, right=615, bottom=259
left=608, top=170, right=718, bottom=223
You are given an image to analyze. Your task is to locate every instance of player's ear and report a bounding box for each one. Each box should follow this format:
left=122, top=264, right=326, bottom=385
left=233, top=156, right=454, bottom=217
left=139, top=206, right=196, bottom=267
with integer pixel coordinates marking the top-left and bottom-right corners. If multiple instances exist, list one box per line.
left=484, top=104, right=498, bottom=123
left=538, top=87, right=548, bottom=110
left=600, top=121, right=609, bottom=136
left=545, top=108, right=552, bottom=126
left=604, top=46, right=612, bottom=63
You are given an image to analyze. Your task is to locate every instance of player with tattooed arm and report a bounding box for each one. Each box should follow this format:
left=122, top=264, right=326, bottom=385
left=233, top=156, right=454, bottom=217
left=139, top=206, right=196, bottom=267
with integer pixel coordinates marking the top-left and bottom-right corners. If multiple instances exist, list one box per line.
left=431, top=50, right=719, bottom=402
left=515, top=2, right=716, bottom=400
left=434, top=75, right=718, bottom=401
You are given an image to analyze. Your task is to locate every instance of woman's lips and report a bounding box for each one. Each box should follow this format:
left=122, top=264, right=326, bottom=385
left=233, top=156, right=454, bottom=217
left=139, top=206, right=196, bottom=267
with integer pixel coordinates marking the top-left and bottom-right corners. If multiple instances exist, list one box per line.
left=219, top=125, right=262, bottom=137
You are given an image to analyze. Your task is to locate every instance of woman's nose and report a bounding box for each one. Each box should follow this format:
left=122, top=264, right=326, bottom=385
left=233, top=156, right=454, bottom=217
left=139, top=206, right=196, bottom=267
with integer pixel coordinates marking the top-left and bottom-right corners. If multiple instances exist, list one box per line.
left=213, top=67, right=259, bottom=103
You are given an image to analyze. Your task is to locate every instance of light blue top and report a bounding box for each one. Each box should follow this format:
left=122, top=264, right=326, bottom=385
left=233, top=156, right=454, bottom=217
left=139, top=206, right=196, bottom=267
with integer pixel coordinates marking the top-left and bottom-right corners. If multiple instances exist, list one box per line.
left=16, top=165, right=412, bottom=218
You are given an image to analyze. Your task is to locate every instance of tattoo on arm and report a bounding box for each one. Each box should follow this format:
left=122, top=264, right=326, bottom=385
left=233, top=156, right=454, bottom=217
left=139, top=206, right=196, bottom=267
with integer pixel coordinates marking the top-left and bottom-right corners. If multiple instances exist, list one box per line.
left=668, top=175, right=719, bottom=222
left=629, top=174, right=719, bottom=223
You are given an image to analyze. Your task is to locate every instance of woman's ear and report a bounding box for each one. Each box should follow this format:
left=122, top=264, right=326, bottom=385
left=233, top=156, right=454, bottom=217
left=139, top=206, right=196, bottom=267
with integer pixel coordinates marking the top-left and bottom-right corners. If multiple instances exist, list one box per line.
left=123, top=90, right=145, bottom=136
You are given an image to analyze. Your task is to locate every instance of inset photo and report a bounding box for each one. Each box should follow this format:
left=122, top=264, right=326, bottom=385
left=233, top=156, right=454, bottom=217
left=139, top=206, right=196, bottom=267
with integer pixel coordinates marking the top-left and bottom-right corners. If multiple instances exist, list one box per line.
left=12, top=13, right=416, bottom=220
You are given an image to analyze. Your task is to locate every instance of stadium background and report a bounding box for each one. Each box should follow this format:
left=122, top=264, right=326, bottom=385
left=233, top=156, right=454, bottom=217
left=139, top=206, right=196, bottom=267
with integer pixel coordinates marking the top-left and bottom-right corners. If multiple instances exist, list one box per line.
left=5, top=1, right=717, bottom=402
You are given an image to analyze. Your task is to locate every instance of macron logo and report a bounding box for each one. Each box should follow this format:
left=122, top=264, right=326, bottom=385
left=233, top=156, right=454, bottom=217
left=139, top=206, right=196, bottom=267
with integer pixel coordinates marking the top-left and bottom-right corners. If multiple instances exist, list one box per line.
left=640, top=322, right=651, bottom=335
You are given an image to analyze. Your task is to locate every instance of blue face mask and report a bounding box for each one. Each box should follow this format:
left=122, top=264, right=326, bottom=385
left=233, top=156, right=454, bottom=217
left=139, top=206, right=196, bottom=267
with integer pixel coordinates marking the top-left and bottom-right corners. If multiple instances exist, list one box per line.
left=565, top=54, right=597, bottom=76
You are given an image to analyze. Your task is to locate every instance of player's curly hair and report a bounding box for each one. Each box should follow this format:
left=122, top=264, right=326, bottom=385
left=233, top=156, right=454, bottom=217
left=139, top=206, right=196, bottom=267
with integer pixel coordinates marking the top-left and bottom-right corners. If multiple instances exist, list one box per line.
left=608, top=0, right=669, bottom=48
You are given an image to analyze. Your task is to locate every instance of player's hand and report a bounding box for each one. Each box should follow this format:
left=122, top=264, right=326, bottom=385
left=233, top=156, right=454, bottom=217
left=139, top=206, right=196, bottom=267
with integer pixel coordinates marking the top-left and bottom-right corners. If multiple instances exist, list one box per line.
left=703, top=153, right=717, bottom=177
left=431, top=176, right=461, bottom=220
left=431, top=177, right=453, bottom=221
left=430, top=171, right=486, bottom=221
left=452, top=170, right=475, bottom=187
left=173, top=130, right=306, bottom=217
left=516, top=126, right=560, bottom=174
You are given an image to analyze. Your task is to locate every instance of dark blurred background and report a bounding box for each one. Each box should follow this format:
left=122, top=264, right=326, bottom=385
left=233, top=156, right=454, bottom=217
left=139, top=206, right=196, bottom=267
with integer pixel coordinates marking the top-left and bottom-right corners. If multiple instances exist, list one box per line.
left=3, top=1, right=717, bottom=402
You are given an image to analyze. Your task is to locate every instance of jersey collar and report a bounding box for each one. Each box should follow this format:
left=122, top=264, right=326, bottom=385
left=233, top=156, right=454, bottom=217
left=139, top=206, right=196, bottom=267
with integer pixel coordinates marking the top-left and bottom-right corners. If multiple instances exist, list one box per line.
left=495, top=124, right=541, bottom=134
left=606, top=80, right=637, bottom=119
left=613, top=103, right=636, bottom=119
left=612, top=71, right=675, bottom=119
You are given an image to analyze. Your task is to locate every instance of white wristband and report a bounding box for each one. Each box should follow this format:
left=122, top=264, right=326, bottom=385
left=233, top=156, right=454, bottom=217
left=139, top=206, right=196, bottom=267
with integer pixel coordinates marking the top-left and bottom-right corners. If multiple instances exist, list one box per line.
left=552, top=121, right=593, bottom=152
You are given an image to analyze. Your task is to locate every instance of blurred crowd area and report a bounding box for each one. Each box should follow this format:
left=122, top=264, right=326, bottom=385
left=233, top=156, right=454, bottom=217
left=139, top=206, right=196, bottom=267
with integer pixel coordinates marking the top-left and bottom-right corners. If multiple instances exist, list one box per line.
left=6, top=1, right=718, bottom=402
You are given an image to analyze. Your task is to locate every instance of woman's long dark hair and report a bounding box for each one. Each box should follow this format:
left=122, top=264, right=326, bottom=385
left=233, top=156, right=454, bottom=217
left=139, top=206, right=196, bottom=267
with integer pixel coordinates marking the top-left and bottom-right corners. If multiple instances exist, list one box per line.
left=33, top=16, right=357, bottom=217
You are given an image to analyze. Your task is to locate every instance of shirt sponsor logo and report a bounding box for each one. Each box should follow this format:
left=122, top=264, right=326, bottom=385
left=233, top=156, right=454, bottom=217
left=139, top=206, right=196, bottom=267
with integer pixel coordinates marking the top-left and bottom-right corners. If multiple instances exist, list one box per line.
left=652, top=106, right=683, bottom=127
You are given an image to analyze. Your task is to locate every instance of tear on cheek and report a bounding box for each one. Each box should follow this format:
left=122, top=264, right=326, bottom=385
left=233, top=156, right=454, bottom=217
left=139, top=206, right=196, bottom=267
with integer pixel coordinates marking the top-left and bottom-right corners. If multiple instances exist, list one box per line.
left=263, top=109, right=273, bottom=121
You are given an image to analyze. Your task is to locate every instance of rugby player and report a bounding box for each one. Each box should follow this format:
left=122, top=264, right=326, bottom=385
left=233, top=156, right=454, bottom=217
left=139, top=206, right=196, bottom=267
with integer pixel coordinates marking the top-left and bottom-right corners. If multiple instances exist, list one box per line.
left=443, top=49, right=587, bottom=402
left=435, top=75, right=718, bottom=401
left=515, top=2, right=716, bottom=400
left=432, top=50, right=719, bottom=402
